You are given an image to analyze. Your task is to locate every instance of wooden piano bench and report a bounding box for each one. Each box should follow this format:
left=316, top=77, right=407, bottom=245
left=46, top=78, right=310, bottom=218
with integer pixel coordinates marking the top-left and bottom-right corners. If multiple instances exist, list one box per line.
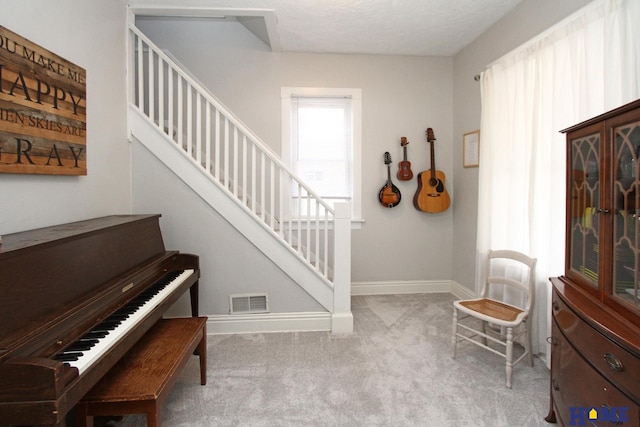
left=75, top=316, right=207, bottom=427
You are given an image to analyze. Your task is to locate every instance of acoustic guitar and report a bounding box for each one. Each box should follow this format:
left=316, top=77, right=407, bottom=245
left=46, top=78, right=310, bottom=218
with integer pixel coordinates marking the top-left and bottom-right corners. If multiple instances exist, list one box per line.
left=379, top=152, right=401, bottom=208
left=397, top=137, right=413, bottom=181
left=413, top=128, right=450, bottom=213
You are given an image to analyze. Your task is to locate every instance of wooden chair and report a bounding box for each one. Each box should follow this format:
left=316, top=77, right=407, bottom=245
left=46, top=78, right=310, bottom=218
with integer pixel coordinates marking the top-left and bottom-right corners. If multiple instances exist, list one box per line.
left=451, top=249, right=537, bottom=388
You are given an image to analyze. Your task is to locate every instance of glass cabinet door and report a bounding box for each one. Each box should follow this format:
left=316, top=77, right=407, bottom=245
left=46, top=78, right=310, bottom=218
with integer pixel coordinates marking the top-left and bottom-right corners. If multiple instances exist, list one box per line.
left=568, top=133, right=600, bottom=289
left=613, top=118, right=640, bottom=310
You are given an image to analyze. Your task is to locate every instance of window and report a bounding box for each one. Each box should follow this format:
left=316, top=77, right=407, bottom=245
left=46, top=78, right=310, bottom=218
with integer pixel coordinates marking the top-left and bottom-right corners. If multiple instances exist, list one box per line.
left=281, top=87, right=362, bottom=224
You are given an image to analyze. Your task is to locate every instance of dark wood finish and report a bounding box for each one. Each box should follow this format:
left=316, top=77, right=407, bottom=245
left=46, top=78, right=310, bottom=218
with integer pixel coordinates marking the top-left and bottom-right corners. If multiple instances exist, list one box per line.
left=549, top=280, right=640, bottom=426
left=548, top=100, right=640, bottom=426
left=0, top=215, right=200, bottom=426
left=378, top=151, right=401, bottom=208
left=560, top=99, right=640, bottom=323
left=396, top=136, right=413, bottom=181
left=76, top=317, right=207, bottom=427
left=549, top=310, right=639, bottom=426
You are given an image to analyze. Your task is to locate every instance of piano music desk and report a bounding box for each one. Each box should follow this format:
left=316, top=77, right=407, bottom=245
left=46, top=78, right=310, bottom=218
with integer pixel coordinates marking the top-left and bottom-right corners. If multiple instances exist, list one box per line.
left=76, top=316, right=207, bottom=427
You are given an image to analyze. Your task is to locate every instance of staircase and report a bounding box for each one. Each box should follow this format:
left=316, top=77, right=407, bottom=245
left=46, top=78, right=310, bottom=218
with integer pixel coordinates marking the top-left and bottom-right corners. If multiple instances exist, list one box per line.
left=127, top=24, right=353, bottom=333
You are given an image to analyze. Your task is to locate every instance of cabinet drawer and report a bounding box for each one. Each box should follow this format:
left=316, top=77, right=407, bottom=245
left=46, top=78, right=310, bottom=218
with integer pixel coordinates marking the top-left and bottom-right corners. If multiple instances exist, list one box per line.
left=553, top=291, right=640, bottom=403
left=551, top=321, right=639, bottom=426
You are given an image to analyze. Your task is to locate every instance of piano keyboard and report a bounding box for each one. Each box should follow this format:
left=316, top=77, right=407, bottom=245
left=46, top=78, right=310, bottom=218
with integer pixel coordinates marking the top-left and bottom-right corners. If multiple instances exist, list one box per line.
left=54, top=269, right=194, bottom=374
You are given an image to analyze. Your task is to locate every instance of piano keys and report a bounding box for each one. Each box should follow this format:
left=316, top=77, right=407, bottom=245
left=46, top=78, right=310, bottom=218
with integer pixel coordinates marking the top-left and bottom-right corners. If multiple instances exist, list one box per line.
left=54, top=269, right=195, bottom=374
left=0, top=215, right=199, bottom=426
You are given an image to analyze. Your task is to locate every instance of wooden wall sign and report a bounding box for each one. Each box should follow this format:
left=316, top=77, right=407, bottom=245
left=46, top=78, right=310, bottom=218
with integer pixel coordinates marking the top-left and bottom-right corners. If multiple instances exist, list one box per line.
left=0, top=26, right=86, bottom=175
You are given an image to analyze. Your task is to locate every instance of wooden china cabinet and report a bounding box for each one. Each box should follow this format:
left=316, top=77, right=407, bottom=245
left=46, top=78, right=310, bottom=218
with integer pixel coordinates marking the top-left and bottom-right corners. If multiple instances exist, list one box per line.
left=547, top=99, right=640, bottom=426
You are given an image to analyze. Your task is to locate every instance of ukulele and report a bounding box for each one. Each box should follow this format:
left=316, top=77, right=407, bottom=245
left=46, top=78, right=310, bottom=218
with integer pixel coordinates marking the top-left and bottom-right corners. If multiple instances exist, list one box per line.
left=379, top=152, right=401, bottom=208
left=397, top=137, right=413, bottom=181
left=413, top=128, right=450, bottom=213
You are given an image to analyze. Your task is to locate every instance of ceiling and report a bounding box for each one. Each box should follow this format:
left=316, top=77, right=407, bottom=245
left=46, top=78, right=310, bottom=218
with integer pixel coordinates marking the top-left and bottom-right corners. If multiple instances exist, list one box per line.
left=132, top=0, right=525, bottom=57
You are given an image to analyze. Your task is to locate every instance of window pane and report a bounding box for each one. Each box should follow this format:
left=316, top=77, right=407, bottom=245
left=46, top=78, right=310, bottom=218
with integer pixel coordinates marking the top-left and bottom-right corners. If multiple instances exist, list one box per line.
left=282, top=87, right=361, bottom=220
left=292, top=97, right=353, bottom=204
left=298, top=107, right=346, bottom=160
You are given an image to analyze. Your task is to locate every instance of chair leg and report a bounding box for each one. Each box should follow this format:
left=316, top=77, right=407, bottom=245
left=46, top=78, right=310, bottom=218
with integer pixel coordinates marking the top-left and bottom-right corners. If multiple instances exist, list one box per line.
left=526, top=320, right=534, bottom=367
left=481, top=321, right=488, bottom=346
left=451, top=307, right=458, bottom=359
left=506, top=327, right=514, bottom=388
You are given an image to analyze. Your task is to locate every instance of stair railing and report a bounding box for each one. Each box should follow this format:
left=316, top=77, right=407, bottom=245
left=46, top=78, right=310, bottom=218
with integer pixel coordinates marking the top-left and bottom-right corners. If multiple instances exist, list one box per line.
left=127, top=24, right=350, bottom=300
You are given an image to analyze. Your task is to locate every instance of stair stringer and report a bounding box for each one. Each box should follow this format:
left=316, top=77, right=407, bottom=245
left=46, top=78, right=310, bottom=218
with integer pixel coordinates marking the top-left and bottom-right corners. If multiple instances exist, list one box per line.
left=129, top=104, right=335, bottom=311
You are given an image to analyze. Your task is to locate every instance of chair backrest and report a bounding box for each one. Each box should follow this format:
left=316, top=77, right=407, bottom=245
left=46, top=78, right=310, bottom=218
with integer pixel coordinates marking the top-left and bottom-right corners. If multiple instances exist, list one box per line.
left=480, top=250, right=537, bottom=314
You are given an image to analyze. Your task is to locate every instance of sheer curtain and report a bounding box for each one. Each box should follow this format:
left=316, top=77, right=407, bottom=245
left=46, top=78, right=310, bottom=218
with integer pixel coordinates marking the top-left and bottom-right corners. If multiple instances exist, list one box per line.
left=477, top=0, right=640, bottom=365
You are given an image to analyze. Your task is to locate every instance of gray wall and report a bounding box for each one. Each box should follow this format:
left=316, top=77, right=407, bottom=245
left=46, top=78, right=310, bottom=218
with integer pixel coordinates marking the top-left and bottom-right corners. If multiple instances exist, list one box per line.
left=451, top=0, right=592, bottom=291
left=132, top=142, right=325, bottom=315
left=0, top=0, right=594, bottom=316
left=135, top=17, right=455, bottom=288
left=0, top=0, right=130, bottom=234
left=137, top=0, right=592, bottom=296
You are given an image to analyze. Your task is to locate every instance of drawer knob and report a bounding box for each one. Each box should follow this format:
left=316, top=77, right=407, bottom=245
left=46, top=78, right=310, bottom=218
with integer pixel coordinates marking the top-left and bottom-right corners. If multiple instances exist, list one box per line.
left=552, top=301, right=559, bottom=311
left=546, top=336, right=558, bottom=346
left=552, top=379, right=559, bottom=391
left=604, top=353, right=624, bottom=371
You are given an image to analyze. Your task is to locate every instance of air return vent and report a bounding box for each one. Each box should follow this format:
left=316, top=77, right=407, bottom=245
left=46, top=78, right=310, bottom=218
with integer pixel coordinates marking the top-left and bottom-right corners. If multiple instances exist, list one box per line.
left=229, top=293, right=269, bottom=314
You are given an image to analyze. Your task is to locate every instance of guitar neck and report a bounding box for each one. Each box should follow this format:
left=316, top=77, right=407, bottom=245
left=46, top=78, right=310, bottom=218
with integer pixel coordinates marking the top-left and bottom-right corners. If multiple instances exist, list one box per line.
left=387, top=165, right=392, bottom=184
left=430, top=140, right=436, bottom=178
left=403, top=146, right=408, bottom=162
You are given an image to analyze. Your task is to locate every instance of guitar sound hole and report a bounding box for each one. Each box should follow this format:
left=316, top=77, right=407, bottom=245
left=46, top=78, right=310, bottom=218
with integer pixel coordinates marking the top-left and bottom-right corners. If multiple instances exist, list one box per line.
left=429, top=178, right=444, bottom=193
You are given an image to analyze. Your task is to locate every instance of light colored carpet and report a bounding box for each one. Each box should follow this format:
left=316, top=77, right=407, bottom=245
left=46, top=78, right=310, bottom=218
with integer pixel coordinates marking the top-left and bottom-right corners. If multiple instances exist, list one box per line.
left=109, top=293, right=551, bottom=427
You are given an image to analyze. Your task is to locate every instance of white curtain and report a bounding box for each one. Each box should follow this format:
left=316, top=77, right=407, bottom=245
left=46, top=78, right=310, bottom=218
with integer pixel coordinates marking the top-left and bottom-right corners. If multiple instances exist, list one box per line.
left=477, top=0, right=640, bottom=365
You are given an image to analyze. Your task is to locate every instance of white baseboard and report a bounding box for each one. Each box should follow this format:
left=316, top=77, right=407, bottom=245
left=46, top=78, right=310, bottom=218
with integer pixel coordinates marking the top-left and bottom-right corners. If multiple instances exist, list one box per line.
left=351, top=279, right=473, bottom=297
left=205, top=311, right=332, bottom=335
left=331, top=312, right=354, bottom=334
left=449, top=280, right=476, bottom=299
left=203, top=280, right=476, bottom=335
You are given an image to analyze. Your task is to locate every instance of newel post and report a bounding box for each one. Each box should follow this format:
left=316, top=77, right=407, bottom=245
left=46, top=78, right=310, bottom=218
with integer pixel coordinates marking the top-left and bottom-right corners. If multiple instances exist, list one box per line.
left=332, top=202, right=353, bottom=333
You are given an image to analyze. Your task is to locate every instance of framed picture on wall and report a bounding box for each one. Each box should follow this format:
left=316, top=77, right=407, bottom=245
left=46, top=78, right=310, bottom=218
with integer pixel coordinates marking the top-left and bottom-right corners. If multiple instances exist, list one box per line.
left=0, top=25, right=87, bottom=176
left=463, top=130, right=480, bottom=168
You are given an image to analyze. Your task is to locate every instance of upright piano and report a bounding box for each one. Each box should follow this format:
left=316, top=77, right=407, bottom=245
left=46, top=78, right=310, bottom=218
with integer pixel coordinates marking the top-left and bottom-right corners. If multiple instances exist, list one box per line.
left=0, top=215, right=200, bottom=426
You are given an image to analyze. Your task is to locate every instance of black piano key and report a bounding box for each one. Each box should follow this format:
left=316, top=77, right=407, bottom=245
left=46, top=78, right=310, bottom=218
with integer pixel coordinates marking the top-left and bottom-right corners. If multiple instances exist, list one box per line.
left=66, top=340, right=99, bottom=352
left=91, top=326, right=113, bottom=333
left=84, top=331, right=108, bottom=339
left=116, top=306, right=138, bottom=316
left=54, top=352, right=83, bottom=362
left=100, top=319, right=122, bottom=328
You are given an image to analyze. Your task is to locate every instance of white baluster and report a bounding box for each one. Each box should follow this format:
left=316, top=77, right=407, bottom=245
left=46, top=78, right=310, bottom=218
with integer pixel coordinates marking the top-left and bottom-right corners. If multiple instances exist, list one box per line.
left=233, top=127, right=239, bottom=197
left=168, top=67, right=174, bottom=142
left=148, top=44, right=154, bottom=122
left=186, top=86, right=192, bottom=157
left=177, top=76, right=183, bottom=149
left=137, top=36, right=143, bottom=110
left=270, top=160, right=275, bottom=229
left=242, top=136, right=248, bottom=206
left=214, top=110, right=220, bottom=180
left=223, top=118, right=229, bottom=187
left=205, top=102, right=211, bottom=172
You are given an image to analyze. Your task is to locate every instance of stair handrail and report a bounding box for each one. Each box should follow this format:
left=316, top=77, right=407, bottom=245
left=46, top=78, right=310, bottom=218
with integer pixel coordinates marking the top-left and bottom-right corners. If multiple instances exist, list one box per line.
left=128, top=23, right=334, bottom=216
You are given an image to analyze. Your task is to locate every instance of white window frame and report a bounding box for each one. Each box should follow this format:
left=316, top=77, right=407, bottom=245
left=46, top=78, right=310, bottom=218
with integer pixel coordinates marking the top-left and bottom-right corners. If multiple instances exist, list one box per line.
left=281, top=87, right=363, bottom=227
